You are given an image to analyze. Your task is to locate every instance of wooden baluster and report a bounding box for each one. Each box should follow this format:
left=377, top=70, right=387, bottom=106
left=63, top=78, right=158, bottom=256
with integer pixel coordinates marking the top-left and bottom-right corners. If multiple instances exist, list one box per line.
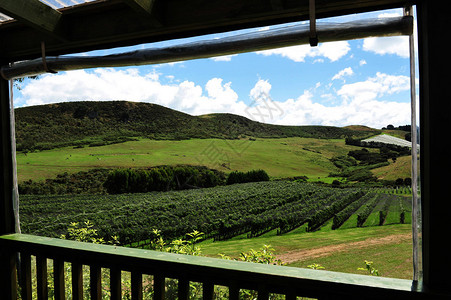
left=90, top=265, right=102, bottom=300
left=285, top=291, right=297, bottom=300
left=19, top=252, right=32, bottom=300
left=153, top=274, right=165, bottom=300
left=72, top=262, right=83, bottom=300
left=177, top=278, right=189, bottom=300
left=36, top=256, right=48, bottom=300
left=229, top=283, right=240, bottom=300
left=257, top=284, right=269, bottom=300
left=202, top=281, right=214, bottom=300
left=53, top=259, right=65, bottom=300
left=110, top=267, right=122, bottom=300
left=0, top=249, right=17, bottom=300
left=131, top=272, right=143, bottom=300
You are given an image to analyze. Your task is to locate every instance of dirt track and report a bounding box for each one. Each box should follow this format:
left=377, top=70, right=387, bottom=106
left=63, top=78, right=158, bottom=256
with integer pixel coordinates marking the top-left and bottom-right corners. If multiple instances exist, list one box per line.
left=277, top=233, right=412, bottom=264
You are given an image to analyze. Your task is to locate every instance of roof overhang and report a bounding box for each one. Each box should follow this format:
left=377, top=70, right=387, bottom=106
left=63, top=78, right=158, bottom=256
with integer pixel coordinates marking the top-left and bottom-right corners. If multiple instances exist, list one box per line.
left=0, top=0, right=415, bottom=62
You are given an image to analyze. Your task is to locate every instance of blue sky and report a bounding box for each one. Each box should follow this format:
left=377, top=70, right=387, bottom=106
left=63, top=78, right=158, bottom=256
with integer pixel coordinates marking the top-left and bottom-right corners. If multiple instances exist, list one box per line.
left=14, top=8, right=417, bottom=129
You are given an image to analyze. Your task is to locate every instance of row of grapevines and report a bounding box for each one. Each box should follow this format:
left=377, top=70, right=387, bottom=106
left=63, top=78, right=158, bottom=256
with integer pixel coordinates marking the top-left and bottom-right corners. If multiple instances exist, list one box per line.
left=307, top=189, right=365, bottom=232
left=356, top=193, right=383, bottom=227
left=19, top=181, right=406, bottom=244
left=331, top=192, right=374, bottom=230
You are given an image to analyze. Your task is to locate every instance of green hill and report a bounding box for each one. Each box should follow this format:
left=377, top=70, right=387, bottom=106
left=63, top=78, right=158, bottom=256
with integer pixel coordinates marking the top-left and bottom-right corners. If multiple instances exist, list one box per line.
left=15, top=101, right=379, bottom=152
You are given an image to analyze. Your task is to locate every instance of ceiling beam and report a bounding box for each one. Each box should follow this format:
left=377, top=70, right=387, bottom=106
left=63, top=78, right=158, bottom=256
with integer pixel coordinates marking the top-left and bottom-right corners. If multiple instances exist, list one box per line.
left=0, top=0, right=64, bottom=40
left=0, top=0, right=415, bottom=62
left=121, top=0, right=163, bottom=27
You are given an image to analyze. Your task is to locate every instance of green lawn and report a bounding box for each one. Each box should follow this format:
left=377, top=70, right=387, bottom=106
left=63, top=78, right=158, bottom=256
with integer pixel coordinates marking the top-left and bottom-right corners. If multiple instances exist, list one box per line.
left=199, top=224, right=413, bottom=279
left=17, top=137, right=358, bottom=182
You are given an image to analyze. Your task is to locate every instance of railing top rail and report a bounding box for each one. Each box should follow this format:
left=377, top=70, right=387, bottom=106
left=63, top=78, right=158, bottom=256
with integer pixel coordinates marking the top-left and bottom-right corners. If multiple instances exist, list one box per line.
left=0, top=233, right=428, bottom=299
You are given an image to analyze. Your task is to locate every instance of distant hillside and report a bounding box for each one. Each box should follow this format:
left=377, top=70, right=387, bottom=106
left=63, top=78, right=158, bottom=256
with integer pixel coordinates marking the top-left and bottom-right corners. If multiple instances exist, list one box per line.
left=15, top=101, right=380, bottom=151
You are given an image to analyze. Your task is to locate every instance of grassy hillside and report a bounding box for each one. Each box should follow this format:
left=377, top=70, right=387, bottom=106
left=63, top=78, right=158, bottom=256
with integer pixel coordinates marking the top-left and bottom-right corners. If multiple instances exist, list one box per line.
left=17, top=137, right=361, bottom=182
left=15, top=101, right=413, bottom=184
left=15, top=101, right=380, bottom=152
left=372, top=155, right=413, bottom=180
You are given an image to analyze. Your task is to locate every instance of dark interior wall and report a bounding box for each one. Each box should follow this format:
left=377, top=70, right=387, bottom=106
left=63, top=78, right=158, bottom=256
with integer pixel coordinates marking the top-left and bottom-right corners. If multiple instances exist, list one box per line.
left=417, top=0, right=451, bottom=293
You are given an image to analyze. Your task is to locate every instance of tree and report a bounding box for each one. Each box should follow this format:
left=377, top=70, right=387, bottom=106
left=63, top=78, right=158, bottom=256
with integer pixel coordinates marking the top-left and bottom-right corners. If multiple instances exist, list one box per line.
left=395, top=178, right=404, bottom=186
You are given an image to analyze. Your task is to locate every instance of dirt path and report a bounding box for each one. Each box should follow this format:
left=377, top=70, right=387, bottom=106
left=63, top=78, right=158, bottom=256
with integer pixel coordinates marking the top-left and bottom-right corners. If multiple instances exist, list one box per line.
left=277, top=233, right=412, bottom=264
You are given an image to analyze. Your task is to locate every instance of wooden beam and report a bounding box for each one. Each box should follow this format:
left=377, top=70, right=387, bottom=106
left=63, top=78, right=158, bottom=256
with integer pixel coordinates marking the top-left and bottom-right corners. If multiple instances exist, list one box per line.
left=122, top=0, right=163, bottom=27
left=0, top=0, right=414, bottom=62
left=0, top=0, right=64, bottom=39
left=0, top=16, right=413, bottom=80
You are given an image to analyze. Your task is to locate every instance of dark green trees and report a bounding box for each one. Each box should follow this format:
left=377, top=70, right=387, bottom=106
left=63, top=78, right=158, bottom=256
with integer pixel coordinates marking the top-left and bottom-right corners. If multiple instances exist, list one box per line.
left=104, top=165, right=225, bottom=194
left=226, top=169, right=270, bottom=185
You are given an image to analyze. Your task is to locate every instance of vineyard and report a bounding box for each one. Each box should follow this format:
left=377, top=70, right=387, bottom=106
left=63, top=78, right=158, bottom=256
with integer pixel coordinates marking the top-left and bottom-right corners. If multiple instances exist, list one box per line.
left=19, top=181, right=411, bottom=246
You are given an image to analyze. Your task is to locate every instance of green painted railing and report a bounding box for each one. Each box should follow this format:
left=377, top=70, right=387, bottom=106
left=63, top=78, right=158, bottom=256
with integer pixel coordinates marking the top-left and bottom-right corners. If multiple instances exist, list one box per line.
left=0, top=233, right=432, bottom=300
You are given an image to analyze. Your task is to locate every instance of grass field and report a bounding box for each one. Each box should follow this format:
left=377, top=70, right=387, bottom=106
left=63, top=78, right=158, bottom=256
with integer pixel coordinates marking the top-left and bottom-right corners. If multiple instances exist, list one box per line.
left=199, top=224, right=413, bottom=279
left=17, top=137, right=363, bottom=182
left=371, top=155, right=413, bottom=181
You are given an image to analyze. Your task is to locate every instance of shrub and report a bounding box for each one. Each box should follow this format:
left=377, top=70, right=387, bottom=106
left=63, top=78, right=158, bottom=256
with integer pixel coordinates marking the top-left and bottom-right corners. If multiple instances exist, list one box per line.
left=226, top=169, right=269, bottom=185
left=331, top=155, right=357, bottom=169
left=379, top=210, right=387, bottom=226
left=347, top=169, right=376, bottom=182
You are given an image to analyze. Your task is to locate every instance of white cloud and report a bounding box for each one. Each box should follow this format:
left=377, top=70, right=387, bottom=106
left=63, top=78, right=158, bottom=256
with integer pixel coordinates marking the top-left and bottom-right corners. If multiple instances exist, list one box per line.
left=378, top=12, right=402, bottom=18
left=210, top=54, right=237, bottom=62
left=16, top=68, right=247, bottom=117
left=249, top=79, right=272, bottom=101
left=337, top=72, right=410, bottom=101
left=359, top=59, right=367, bottom=66
left=332, top=67, right=354, bottom=81
left=256, top=41, right=350, bottom=62
left=362, top=36, right=409, bottom=58
left=316, top=42, right=351, bottom=62
left=245, top=79, right=284, bottom=123
left=256, top=73, right=411, bottom=128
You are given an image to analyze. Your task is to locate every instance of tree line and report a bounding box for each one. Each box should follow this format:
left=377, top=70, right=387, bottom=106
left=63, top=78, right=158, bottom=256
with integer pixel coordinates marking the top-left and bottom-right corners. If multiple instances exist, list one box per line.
left=18, top=165, right=271, bottom=195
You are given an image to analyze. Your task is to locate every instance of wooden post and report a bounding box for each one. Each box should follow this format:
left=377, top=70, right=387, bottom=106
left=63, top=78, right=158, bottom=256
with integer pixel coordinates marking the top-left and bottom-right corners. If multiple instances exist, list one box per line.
left=202, top=280, right=214, bottom=300
left=90, top=265, right=102, bottom=300
left=72, top=262, right=84, bottom=300
left=110, top=267, right=122, bottom=300
left=0, top=75, right=15, bottom=235
left=131, top=272, right=143, bottom=300
left=20, top=252, right=32, bottom=300
left=0, top=71, right=17, bottom=299
left=54, top=259, right=66, bottom=300
left=0, top=248, right=17, bottom=300
left=36, top=256, right=48, bottom=300
left=153, top=274, right=165, bottom=300
left=177, top=278, right=189, bottom=300
left=417, top=0, right=451, bottom=293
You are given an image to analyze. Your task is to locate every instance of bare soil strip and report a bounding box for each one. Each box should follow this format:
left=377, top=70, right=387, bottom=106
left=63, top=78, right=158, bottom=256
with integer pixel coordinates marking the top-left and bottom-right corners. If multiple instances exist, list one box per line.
left=277, top=233, right=412, bottom=264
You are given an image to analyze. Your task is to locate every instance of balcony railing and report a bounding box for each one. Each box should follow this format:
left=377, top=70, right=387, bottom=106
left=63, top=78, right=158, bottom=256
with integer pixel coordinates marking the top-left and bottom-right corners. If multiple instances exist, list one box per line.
left=0, top=233, right=431, bottom=299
